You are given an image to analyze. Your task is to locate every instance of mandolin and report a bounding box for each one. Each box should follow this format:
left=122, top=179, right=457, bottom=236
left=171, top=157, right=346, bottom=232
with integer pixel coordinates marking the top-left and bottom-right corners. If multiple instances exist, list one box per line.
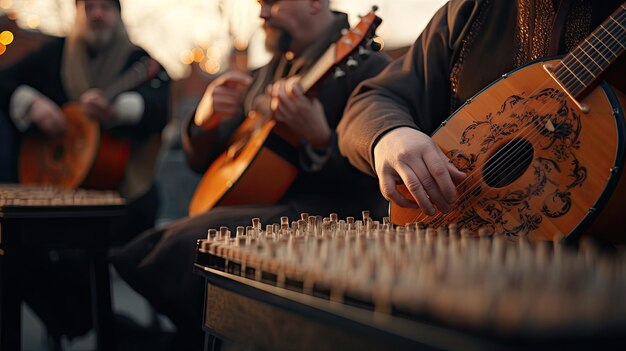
left=390, top=3, right=626, bottom=242
left=18, top=57, right=160, bottom=190
left=188, top=8, right=383, bottom=216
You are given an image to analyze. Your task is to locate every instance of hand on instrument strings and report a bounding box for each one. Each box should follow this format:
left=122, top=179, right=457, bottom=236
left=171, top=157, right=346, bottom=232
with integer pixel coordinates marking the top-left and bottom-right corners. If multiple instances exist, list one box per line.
left=373, top=127, right=466, bottom=215
left=270, top=77, right=331, bottom=148
left=194, top=71, right=253, bottom=130
left=29, top=95, right=67, bottom=137
left=251, top=85, right=273, bottom=118
left=80, top=89, right=114, bottom=124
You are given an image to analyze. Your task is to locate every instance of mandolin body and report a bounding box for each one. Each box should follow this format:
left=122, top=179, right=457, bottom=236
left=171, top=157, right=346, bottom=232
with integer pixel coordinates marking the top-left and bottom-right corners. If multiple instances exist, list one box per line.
left=390, top=58, right=626, bottom=242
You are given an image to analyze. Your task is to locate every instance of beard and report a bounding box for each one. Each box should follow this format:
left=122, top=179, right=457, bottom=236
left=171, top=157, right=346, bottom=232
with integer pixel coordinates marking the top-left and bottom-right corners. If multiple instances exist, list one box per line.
left=82, top=27, right=115, bottom=50
left=263, top=24, right=292, bottom=55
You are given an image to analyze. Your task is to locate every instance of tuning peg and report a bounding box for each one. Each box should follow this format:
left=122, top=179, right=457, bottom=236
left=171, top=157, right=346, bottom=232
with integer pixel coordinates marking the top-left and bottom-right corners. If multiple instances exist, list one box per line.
left=372, top=5, right=379, bottom=12
left=333, top=67, right=346, bottom=79
left=346, top=57, right=359, bottom=70
left=158, top=71, right=169, bottom=81
left=369, top=36, right=383, bottom=52
left=358, top=46, right=370, bottom=59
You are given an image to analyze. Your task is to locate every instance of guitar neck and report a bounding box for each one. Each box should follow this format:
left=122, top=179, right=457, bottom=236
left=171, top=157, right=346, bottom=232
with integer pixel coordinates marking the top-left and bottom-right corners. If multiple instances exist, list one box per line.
left=299, top=44, right=338, bottom=93
left=103, top=59, right=155, bottom=101
left=553, top=3, right=626, bottom=98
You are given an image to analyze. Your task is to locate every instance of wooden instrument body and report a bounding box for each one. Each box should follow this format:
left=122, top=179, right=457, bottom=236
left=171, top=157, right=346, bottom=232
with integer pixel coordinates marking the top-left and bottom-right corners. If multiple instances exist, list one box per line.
left=188, top=112, right=299, bottom=216
left=19, top=103, right=130, bottom=190
left=18, top=57, right=160, bottom=191
left=390, top=58, right=626, bottom=241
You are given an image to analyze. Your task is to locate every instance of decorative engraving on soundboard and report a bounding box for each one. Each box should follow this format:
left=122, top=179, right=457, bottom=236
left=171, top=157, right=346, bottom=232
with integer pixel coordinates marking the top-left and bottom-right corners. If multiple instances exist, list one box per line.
left=445, top=88, right=585, bottom=236
left=446, top=149, right=478, bottom=172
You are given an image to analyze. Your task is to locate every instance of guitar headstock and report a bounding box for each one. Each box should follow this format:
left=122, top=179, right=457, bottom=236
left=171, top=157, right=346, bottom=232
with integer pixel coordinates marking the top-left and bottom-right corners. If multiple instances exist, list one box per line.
left=299, top=6, right=383, bottom=92
left=332, top=6, right=383, bottom=77
left=105, top=56, right=168, bottom=100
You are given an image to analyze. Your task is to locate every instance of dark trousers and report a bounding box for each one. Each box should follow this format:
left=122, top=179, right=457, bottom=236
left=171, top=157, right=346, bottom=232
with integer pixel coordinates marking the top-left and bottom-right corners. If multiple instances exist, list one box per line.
left=0, top=111, right=17, bottom=182
left=111, top=204, right=297, bottom=350
left=22, top=184, right=160, bottom=340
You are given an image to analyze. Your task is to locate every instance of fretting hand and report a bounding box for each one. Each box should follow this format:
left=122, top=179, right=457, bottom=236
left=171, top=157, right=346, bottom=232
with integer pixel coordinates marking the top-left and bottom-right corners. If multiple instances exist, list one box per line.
left=373, top=127, right=466, bottom=215
left=80, top=88, right=114, bottom=124
left=270, top=77, right=331, bottom=148
left=194, top=71, right=253, bottom=130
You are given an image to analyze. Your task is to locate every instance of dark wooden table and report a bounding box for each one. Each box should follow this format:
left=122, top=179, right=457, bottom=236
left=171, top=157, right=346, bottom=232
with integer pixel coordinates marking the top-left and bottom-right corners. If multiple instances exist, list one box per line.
left=0, top=185, right=125, bottom=351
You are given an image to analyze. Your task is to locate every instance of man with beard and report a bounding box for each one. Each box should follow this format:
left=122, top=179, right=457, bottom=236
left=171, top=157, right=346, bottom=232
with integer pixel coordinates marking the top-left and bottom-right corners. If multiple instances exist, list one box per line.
left=0, top=0, right=169, bottom=238
left=112, top=0, right=390, bottom=348
left=0, top=0, right=169, bottom=344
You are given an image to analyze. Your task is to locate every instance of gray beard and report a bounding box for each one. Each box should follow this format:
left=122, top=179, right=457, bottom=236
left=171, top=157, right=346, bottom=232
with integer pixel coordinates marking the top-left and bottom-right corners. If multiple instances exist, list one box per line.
left=83, top=28, right=114, bottom=50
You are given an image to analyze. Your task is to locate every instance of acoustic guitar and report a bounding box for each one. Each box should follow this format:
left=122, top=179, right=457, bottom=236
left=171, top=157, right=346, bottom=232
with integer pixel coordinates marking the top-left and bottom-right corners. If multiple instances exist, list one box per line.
left=188, top=8, right=383, bottom=216
left=18, top=57, right=160, bottom=190
left=390, top=3, right=626, bottom=242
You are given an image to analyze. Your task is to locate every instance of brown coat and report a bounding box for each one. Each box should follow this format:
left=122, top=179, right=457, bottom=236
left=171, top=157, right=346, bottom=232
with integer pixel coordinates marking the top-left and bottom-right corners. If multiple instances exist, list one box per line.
left=338, top=0, right=625, bottom=176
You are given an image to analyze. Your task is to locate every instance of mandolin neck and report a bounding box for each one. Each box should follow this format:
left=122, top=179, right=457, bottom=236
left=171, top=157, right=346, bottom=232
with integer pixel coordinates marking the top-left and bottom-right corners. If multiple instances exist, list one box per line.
left=552, top=3, right=626, bottom=98
left=103, top=59, right=155, bottom=101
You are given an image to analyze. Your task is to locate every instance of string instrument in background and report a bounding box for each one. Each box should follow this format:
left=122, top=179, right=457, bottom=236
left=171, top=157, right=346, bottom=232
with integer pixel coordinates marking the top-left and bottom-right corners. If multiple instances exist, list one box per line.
left=19, top=57, right=161, bottom=190
left=390, top=3, right=626, bottom=242
left=188, top=7, right=383, bottom=216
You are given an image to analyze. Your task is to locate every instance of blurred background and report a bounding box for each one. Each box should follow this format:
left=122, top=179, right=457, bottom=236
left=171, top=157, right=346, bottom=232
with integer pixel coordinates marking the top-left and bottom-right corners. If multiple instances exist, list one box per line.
left=0, top=0, right=447, bottom=224
left=1, top=1, right=446, bottom=349
left=1, top=0, right=448, bottom=77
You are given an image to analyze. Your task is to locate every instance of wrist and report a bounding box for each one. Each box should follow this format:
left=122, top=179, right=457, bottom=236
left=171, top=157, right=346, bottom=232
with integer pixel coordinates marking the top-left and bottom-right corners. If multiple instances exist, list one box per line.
left=194, top=111, right=221, bottom=130
left=308, top=129, right=331, bottom=149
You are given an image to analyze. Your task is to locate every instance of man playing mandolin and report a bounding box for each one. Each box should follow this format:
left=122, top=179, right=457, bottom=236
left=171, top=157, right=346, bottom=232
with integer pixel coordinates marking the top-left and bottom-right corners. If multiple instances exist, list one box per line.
left=112, top=0, right=390, bottom=348
left=0, top=0, right=170, bottom=343
left=0, top=0, right=170, bottom=237
left=338, top=0, right=626, bottom=241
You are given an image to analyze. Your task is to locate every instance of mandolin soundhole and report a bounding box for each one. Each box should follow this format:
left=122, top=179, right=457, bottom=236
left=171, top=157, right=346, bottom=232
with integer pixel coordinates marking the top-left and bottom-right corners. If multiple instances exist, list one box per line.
left=53, top=144, right=65, bottom=162
left=483, top=138, right=534, bottom=188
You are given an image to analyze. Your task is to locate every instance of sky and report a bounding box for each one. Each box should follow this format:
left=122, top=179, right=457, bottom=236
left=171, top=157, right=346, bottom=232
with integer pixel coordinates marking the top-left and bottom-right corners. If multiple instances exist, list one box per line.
left=1, top=0, right=447, bottom=79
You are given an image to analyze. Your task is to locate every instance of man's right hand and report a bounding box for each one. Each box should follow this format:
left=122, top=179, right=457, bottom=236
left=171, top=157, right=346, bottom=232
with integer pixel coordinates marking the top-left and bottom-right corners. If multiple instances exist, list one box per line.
left=194, top=71, right=253, bottom=130
left=29, top=96, right=66, bottom=137
left=373, top=127, right=466, bottom=216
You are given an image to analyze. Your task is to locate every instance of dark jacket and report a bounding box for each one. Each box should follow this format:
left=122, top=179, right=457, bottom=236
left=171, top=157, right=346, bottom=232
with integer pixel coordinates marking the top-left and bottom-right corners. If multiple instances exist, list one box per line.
left=183, top=12, right=391, bottom=217
left=338, top=0, right=625, bottom=176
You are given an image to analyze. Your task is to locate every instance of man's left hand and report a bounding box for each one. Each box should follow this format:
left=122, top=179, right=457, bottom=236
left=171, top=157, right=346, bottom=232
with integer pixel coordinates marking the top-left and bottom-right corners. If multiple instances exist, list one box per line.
left=271, top=77, right=331, bottom=148
left=79, top=89, right=114, bottom=123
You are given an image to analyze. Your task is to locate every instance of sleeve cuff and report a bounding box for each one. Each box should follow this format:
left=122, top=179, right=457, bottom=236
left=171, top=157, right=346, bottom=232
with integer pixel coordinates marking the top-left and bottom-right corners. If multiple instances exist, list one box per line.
left=9, top=85, right=41, bottom=132
left=111, top=92, right=144, bottom=126
left=300, top=142, right=332, bottom=172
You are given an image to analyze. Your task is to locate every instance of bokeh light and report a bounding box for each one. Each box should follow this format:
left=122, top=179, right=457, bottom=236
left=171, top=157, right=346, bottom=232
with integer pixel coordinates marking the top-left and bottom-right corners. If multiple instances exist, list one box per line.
left=0, top=30, right=14, bottom=45
left=179, top=49, right=194, bottom=65
left=192, top=47, right=205, bottom=63
left=26, top=15, right=40, bottom=29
